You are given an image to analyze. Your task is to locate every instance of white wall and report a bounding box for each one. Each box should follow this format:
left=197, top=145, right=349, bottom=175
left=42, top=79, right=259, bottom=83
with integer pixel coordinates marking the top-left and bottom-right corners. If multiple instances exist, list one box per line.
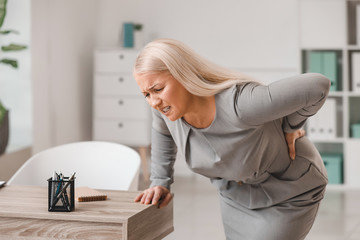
left=32, top=0, right=99, bottom=153
left=32, top=0, right=299, bottom=153
left=95, top=0, right=300, bottom=81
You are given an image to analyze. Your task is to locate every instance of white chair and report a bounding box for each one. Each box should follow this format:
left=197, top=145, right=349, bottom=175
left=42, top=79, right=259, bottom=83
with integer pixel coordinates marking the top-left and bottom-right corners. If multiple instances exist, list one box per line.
left=7, top=141, right=140, bottom=191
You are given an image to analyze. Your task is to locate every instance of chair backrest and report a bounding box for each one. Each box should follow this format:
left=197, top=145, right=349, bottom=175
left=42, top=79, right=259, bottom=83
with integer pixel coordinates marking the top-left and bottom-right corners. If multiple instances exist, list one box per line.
left=7, top=141, right=140, bottom=191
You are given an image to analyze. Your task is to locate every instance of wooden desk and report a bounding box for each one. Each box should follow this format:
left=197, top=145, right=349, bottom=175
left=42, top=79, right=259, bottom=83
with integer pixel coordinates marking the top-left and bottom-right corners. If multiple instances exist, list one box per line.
left=0, top=185, right=173, bottom=240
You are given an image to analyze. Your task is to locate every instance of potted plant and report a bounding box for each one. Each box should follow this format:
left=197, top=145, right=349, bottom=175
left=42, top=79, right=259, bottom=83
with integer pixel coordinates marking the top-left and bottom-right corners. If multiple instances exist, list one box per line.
left=0, top=0, right=27, bottom=155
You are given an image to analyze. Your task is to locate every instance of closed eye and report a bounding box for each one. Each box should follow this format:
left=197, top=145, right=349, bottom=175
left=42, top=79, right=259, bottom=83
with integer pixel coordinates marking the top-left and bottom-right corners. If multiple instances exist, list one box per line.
left=143, top=87, right=163, bottom=98
left=154, top=88, right=164, bottom=92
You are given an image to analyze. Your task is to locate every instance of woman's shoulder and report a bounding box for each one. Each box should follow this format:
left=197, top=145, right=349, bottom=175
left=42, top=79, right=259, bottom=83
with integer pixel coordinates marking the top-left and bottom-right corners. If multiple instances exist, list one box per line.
left=217, top=81, right=259, bottom=102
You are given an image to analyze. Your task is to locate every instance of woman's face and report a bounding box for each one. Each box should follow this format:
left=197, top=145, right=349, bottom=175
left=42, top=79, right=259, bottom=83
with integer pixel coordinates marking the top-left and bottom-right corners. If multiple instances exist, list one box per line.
left=134, top=72, right=193, bottom=121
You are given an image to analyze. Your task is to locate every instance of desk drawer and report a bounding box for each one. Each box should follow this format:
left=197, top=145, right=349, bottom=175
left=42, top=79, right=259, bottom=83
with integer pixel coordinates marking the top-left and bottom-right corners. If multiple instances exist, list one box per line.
left=93, top=119, right=151, bottom=146
left=94, top=74, right=141, bottom=96
left=94, top=97, right=150, bottom=119
left=95, top=50, right=138, bottom=73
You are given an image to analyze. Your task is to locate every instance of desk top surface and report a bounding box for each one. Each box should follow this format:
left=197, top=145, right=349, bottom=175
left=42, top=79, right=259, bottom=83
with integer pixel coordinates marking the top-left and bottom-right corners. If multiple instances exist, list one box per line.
left=0, top=185, right=157, bottom=224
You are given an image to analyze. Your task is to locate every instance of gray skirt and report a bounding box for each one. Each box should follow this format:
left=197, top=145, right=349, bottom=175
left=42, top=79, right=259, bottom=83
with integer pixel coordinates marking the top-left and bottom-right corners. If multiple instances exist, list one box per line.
left=219, top=186, right=324, bottom=240
left=212, top=138, right=328, bottom=240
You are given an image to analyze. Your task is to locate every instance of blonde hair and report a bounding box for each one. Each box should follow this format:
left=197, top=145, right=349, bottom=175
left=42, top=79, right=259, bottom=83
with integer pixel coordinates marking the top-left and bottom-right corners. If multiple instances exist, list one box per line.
left=134, top=38, right=256, bottom=96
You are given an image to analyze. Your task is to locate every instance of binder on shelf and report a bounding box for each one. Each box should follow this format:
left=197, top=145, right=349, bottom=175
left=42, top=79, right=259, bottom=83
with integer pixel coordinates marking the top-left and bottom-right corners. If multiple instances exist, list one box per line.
left=351, top=123, right=360, bottom=138
left=307, top=111, right=318, bottom=139
left=357, top=4, right=360, bottom=46
left=307, top=98, right=337, bottom=140
left=351, top=52, right=360, bottom=92
left=308, top=51, right=339, bottom=91
left=309, top=51, right=322, bottom=73
left=323, top=52, right=338, bottom=91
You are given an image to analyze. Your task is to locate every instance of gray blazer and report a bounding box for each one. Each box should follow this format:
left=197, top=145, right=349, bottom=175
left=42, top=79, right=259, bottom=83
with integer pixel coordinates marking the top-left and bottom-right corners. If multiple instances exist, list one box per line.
left=150, top=73, right=330, bottom=209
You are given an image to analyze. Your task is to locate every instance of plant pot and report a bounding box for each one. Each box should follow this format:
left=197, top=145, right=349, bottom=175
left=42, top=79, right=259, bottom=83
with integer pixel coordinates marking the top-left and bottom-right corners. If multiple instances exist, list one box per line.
left=0, top=110, right=9, bottom=155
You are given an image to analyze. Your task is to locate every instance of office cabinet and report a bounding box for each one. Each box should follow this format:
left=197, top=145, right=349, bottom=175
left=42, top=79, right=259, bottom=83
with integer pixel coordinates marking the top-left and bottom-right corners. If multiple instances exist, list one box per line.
left=93, top=48, right=151, bottom=180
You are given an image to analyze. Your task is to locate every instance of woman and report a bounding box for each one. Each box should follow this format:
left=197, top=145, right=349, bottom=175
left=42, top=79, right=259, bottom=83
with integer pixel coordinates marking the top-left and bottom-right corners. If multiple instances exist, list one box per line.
left=133, top=38, right=329, bottom=240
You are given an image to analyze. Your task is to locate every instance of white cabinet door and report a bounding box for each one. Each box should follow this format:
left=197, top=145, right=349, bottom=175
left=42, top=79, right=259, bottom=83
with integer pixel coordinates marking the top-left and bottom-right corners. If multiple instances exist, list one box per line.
left=94, top=97, right=150, bottom=119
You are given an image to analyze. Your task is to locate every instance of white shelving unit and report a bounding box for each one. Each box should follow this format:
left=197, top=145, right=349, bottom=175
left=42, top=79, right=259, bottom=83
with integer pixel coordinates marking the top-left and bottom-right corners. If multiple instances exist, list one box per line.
left=299, top=0, right=360, bottom=188
left=93, top=48, right=151, bottom=181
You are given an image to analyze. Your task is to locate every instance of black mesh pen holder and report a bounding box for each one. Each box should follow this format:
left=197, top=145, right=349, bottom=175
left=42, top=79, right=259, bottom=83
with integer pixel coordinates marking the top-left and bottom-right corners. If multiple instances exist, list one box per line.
left=47, top=176, right=75, bottom=212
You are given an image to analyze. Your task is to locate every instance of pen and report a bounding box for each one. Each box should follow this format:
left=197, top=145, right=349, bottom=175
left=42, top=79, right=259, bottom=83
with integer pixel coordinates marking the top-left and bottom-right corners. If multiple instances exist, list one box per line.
left=55, top=172, right=75, bottom=199
left=50, top=171, right=58, bottom=207
left=62, top=188, right=71, bottom=211
left=51, top=172, right=76, bottom=208
left=55, top=172, right=63, bottom=195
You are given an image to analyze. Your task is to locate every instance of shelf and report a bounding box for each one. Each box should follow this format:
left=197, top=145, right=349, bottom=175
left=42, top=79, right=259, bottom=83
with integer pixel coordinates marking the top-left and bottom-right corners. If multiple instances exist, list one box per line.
left=316, top=91, right=360, bottom=97
left=346, top=92, right=360, bottom=96
left=326, top=184, right=360, bottom=190
left=308, top=138, right=345, bottom=143
left=326, top=91, right=360, bottom=97
left=346, top=45, right=360, bottom=50
left=300, top=47, right=344, bottom=51
left=328, top=91, right=345, bottom=97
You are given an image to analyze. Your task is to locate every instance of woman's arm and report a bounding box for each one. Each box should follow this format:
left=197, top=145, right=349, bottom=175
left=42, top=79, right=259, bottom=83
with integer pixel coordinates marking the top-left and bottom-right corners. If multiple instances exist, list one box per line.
left=149, top=128, right=177, bottom=189
left=235, top=73, right=331, bottom=131
left=135, top=109, right=177, bottom=207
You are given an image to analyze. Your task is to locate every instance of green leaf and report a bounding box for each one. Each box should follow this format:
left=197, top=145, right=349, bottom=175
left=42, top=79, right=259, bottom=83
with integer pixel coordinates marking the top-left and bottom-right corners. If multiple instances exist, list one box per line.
left=0, top=0, right=7, bottom=29
left=134, top=24, right=143, bottom=31
left=1, top=43, right=27, bottom=51
left=0, top=58, right=18, bottom=68
left=0, top=29, right=19, bottom=35
left=0, top=101, right=7, bottom=126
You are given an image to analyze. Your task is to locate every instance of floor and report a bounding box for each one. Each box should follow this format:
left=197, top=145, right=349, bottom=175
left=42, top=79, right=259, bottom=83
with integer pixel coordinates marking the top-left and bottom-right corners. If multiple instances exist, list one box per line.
left=139, top=172, right=360, bottom=240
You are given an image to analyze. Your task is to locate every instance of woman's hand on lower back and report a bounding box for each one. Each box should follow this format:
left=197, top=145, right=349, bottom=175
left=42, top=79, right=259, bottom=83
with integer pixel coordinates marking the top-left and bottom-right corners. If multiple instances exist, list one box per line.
left=134, top=185, right=172, bottom=208
left=285, top=129, right=306, bottom=160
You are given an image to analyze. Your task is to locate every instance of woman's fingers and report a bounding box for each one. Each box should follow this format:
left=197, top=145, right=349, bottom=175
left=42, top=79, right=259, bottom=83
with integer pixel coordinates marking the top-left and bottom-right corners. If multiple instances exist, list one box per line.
left=134, top=186, right=171, bottom=207
left=300, top=129, right=306, bottom=137
left=134, top=192, right=144, bottom=202
left=152, top=187, right=163, bottom=205
left=159, top=192, right=173, bottom=208
left=143, top=189, right=155, bottom=204
left=285, top=129, right=306, bottom=160
left=289, top=141, right=296, bottom=160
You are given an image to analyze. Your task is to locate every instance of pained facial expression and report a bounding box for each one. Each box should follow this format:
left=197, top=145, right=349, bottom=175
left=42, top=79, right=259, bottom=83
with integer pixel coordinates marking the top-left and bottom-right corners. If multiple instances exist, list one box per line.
left=134, top=72, right=193, bottom=121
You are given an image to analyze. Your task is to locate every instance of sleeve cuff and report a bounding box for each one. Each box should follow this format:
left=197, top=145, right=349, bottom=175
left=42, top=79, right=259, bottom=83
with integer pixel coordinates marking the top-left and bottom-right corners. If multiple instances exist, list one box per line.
left=282, top=116, right=307, bottom=133
left=150, top=179, right=172, bottom=190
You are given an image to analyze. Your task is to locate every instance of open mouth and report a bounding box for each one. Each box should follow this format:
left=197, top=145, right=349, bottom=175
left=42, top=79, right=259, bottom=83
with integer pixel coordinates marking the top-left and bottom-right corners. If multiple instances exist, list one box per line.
left=162, top=106, right=170, bottom=114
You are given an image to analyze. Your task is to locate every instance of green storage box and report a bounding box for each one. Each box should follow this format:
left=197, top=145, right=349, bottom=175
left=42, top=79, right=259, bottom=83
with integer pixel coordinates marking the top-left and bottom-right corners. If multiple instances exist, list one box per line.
left=321, top=153, right=343, bottom=184
left=351, top=123, right=360, bottom=138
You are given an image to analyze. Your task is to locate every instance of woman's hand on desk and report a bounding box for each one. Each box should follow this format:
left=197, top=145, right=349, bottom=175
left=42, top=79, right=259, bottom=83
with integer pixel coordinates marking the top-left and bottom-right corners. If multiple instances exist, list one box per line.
left=134, top=185, right=172, bottom=208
